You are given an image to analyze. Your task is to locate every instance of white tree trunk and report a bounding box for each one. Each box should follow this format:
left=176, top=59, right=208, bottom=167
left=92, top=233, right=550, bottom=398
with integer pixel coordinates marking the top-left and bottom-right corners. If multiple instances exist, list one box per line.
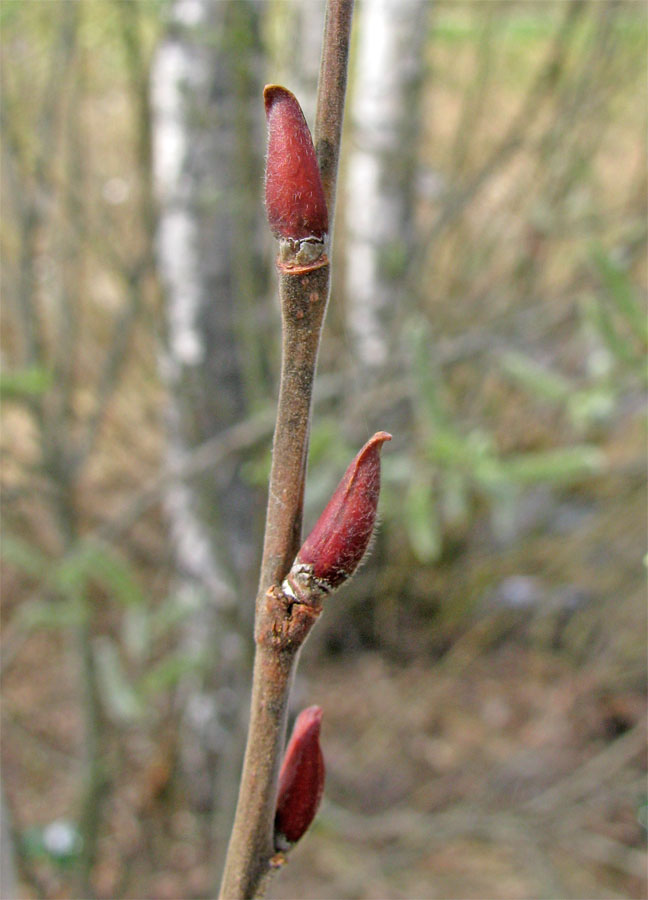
left=345, top=0, right=430, bottom=368
left=151, top=0, right=266, bottom=849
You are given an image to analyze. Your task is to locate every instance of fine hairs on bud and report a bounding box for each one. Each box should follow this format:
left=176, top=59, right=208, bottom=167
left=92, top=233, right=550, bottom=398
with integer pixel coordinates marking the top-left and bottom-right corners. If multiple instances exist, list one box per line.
left=274, top=706, right=325, bottom=849
left=264, top=85, right=328, bottom=265
left=283, top=432, right=391, bottom=604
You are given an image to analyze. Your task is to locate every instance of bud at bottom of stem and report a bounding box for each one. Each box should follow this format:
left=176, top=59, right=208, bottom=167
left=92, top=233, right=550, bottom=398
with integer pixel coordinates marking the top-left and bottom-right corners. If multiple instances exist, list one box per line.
left=274, top=706, right=325, bottom=849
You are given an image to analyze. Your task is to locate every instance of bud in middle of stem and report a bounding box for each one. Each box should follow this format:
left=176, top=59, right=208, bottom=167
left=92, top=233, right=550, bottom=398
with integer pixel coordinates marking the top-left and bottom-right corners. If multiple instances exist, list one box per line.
left=283, top=432, right=392, bottom=604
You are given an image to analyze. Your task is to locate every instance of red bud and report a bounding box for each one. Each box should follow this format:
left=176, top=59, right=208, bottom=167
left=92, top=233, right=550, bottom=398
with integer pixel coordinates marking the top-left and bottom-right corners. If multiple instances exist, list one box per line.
left=264, top=85, right=328, bottom=245
left=274, top=706, right=325, bottom=848
left=284, top=432, right=391, bottom=602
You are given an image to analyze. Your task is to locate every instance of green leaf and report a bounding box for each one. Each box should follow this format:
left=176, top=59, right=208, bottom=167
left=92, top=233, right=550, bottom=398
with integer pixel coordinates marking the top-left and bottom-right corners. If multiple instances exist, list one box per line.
left=21, top=821, right=82, bottom=868
left=150, top=593, right=198, bottom=639
left=404, top=475, right=442, bottom=563
left=583, top=296, right=637, bottom=366
left=139, top=651, right=207, bottom=696
left=500, top=446, right=605, bottom=485
left=0, top=366, right=53, bottom=399
left=0, top=535, right=48, bottom=579
left=472, top=454, right=508, bottom=492
left=406, top=319, right=448, bottom=429
left=19, top=598, right=87, bottom=630
left=426, top=426, right=470, bottom=467
left=441, top=469, right=469, bottom=527
left=94, top=636, right=143, bottom=723
left=489, top=486, right=520, bottom=544
left=500, top=351, right=572, bottom=403
left=54, top=542, right=146, bottom=607
left=428, top=426, right=495, bottom=473
left=591, top=246, right=648, bottom=343
left=122, top=605, right=151, bottom=664
left=567, top=388, right=615, bottom=429
left=85, top=545, right=146, bottom=607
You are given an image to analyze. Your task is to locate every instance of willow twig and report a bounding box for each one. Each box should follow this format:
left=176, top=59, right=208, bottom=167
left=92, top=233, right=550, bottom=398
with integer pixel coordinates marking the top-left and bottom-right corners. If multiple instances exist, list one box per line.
left=218, top=3, right=354, bottom=897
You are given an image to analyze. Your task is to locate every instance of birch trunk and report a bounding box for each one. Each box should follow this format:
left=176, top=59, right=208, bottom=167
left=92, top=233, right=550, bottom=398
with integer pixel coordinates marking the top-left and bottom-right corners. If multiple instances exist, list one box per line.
left=345, top=0, right=430, bottom=368
left=150, top=0, right=266, bottom=861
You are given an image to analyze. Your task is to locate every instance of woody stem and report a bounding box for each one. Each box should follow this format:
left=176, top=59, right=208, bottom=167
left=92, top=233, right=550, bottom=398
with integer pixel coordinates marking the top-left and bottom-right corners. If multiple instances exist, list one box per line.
left=218, top=3, right=353, bottom=896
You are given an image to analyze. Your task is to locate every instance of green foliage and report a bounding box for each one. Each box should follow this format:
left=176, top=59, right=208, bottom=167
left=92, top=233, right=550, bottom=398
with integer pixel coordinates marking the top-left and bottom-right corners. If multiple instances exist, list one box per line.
left=500, top=352, right=572, bottom=404
left=0, top=366, right=53, bottom=399
left=387, top=239, right=645, bottom=566
left=21, top=822, right=83, bottom=870
left=583, top=246, right=648, bottom=389
left=3, top=534, right=207, bottom=722
left=501, top=246, right=646, bottom=436
left=138, top=650, right=207, bottom=696
left=381, top=318, right=611, bottom=560
left=94, top=635, right=145, bottom=723
left=590, top=246, right=647, bottom=344
left=380, top=239, right=410, bottom=281
left=500, top=447, right=605, bottom=485
left=404, top=471, right=441, bottom=564
left=55, top=542, right=148, bottom=607
left=1, top=535, right=49, bottom=580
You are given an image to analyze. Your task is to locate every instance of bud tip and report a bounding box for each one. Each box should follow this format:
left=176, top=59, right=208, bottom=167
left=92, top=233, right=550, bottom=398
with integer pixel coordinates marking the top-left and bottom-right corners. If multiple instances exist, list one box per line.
left=284, top=431, right=392, bottom=603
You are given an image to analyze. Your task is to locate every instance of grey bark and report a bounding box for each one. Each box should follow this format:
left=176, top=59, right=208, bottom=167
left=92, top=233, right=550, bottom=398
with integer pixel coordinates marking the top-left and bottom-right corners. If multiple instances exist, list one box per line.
left=150, top=0, right=266, bottom=864
left=345, top=0, right=430, bottom=368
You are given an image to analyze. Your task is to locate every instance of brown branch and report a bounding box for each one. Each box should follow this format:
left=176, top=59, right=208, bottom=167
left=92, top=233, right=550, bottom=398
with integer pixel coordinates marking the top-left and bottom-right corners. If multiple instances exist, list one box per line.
left=315, top=0, right=355, bottom=231
left=218, top=264, right=331, bottom=899
left=218, top=3, right=354, bottom=897
left=258, top=261, right=332, bottom=590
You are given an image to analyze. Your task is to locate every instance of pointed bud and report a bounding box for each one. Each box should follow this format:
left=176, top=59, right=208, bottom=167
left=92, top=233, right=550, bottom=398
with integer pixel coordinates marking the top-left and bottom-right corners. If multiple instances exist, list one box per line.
left=264, top=85, right=328, bottom=259
left=274, top=706, right=325, bottom=849
left=284, top=432, right=392, bottom=603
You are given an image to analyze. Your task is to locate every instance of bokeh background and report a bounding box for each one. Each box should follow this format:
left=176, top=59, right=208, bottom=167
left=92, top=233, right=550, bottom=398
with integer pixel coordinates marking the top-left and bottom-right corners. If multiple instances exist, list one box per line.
left=1, top=1, right=646, bottom=898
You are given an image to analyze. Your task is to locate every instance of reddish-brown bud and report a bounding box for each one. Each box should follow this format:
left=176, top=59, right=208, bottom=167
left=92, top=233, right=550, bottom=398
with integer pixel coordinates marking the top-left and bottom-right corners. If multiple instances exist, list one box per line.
left=264, top=84, right=328, bottom=261
left=284, top=432, right=391, bottom=602
left=274, top=706, right=325, bottom=849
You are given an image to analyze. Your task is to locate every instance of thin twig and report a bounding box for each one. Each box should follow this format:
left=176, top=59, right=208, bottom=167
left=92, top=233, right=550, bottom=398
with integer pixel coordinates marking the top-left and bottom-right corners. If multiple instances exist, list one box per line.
left=218, top=3, right=354, bottom=897
left=315, top=0, right=355, bottom=230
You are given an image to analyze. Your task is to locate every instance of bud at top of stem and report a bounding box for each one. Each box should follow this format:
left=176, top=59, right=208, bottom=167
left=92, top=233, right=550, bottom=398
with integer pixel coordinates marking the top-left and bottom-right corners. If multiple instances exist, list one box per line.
left=264, top=85, right=329, bottom=252
left=274, top=706, right=325, bottom=849
left=284, top=432, right=391, bottom=603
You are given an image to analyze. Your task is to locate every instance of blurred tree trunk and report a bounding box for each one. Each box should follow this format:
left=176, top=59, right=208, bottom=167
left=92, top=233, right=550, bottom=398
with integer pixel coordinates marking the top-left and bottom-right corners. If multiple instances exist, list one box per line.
left=150, top=0, right=266, bottom=866
left=267, top=0, right=326, bottom=121
left=345, top=0, right=430, bottom=369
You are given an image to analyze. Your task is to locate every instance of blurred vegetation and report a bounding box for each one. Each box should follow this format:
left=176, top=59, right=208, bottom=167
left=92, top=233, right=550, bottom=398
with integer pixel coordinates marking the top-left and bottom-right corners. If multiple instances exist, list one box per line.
left=1, top=1, right=646, bottom=898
